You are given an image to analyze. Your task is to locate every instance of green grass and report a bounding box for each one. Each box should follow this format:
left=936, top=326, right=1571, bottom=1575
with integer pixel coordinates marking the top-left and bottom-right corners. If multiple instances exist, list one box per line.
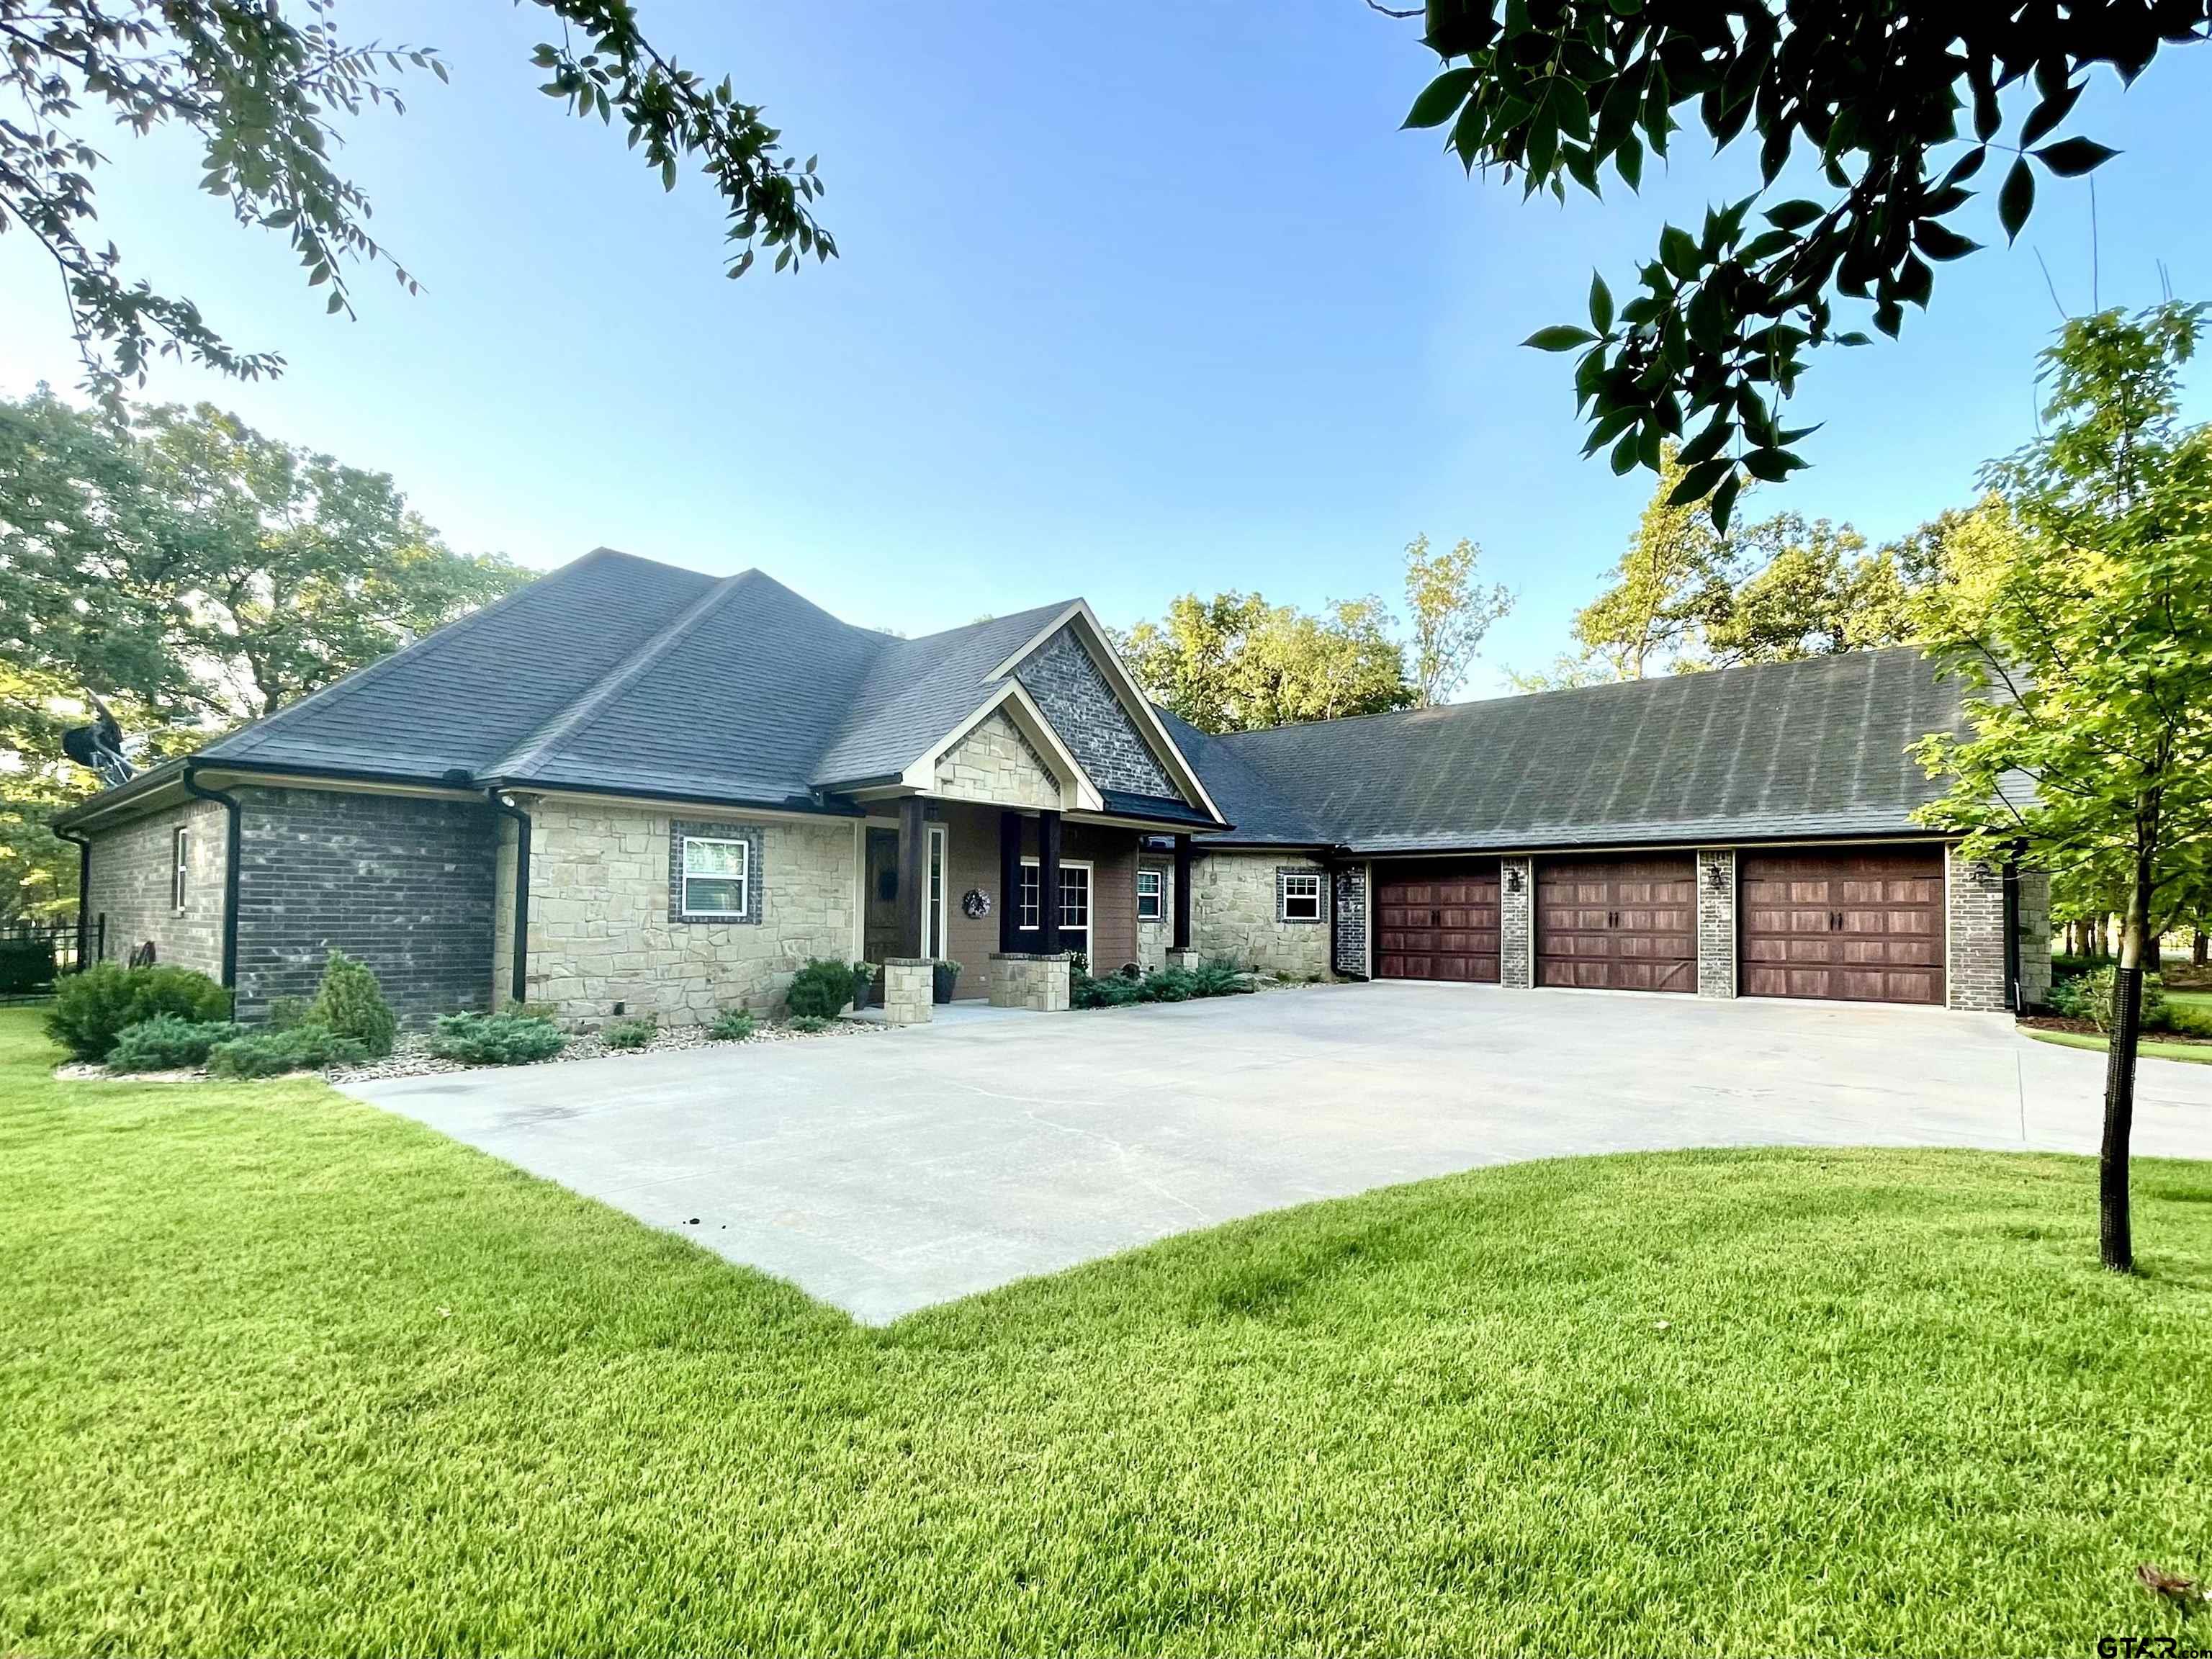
left=2169, top=989, right=2212, bottom=1014
left=2028, top=1027, right=2212, bottom=1065
left=4, top=1007, right=2211, bottom=1655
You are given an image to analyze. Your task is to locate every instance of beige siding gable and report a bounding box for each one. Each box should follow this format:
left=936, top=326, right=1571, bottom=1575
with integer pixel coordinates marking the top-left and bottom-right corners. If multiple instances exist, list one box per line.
left=933, top=710, right=1062, bottom=810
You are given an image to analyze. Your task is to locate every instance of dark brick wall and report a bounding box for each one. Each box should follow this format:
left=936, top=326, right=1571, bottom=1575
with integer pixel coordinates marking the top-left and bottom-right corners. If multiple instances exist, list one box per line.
left=1333, top=866, right=1367, bottom=977
left=1015, top=625, right=1179, bottom=799
left=235, top=786, right=498, bottom=1025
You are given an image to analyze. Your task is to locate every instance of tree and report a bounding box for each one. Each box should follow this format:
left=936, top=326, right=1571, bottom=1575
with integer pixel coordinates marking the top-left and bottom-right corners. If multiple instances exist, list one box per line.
left=1403, top=534, right=1513, bottom=705
left=1119, top=592, right=1416, bottom=734
left=1391, top=1, right=2207, bottom=521
left=0, top=390, right=526, bottom=915
left=1, top=1, right=831, bottom=407
left=1912, top=301, right=2212, bottom=1274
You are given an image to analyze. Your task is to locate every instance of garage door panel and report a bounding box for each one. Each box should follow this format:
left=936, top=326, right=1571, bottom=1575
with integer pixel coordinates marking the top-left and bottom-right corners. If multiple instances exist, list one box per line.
left=1739, top=846, right=1946, bottom=1006
left=1535, top=854, right=1697, bottom=994
left=1376, top=862, right=1503, bottom=985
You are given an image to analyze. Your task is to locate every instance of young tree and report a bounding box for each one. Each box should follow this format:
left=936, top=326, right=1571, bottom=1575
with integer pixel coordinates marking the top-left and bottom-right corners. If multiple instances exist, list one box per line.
left=1, top=2, right=831, bottom=407
left=1912, top=301, right=2212, bottom=1273
left=1390, top=1, right=2205, bottom=517
left=1403, top=534, right=1514, bottom=705
left=1118, top=592, right=1416, bottom=734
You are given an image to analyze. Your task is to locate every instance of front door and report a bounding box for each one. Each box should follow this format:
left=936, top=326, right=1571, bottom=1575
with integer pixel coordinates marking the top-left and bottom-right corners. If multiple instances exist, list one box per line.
left=863, top=822, right=950, bottom=962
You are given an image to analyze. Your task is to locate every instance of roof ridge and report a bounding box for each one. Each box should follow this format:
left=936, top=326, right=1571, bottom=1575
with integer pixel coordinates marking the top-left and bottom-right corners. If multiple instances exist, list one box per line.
left=485, top=571, right=751, bottom=782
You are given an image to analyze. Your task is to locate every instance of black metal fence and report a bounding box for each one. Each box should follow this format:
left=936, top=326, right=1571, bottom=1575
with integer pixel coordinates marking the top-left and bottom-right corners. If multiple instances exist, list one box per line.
left=0, top=918, right=100, bottom=1000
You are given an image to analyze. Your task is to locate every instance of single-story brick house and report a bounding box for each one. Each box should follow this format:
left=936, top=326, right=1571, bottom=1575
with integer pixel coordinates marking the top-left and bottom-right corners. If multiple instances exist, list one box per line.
left=54, top=547, right=2049, bottom=1026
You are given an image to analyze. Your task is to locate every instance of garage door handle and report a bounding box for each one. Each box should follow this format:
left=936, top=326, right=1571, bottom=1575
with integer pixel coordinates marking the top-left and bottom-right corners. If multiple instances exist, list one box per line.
left=1830, top=910, right=1842, bottom=931
left=1607, top=909, right=1619, bottom=929
left=1431, top=909, right=1440, bottom=927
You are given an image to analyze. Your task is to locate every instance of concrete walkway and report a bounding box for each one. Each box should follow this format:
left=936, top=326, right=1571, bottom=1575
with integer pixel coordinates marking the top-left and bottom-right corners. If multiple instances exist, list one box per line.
left=343, top=983, right=2212, bottom=1323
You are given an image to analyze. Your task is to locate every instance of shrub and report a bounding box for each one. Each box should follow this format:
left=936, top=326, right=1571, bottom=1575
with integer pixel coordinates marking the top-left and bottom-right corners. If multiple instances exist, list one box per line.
left=1141, top=966, right=1198, bottom=1003
left=1072, top=972, right=1141, bottom=1010
left=2049, top=951, right=2101, bottom=980
left=1190, top=962, right=1251, bottom=998
left=786, top=1014, right=832, bottom=1034
left=0, top=934, right=55, bottom=994
left=603, top=1016, right=657, bottom=1051
left=708, top=1007, right=756, bottom=1041
left=2161, top=1002, right=2212, bottom=1039
left=307, top=950, right=395, bottom=1058
left=45, top=962, right=232, bottom=1063
left=2052, top=966, right=2169, bottom=1033
left=104, top=1016, right=244, bottom=1072
left=428, top=1011, right=566, bottom=1066
left=206, top=1023, right=366, bottom=1079
left=262, top=996, right=310, bottom=1033
left=786, top=958, right=857, bottom=1020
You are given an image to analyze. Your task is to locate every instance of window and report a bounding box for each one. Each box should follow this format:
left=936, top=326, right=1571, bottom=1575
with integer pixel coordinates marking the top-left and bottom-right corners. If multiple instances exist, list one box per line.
left=1136, top=867, right=1164, bottom=922
left=925, top=824, right=947, bottom=958
left=171, top=827, right=190, bottom=912
left=1018, top=863, right=1041, bottom=930
left=680, top=836, right=748, bottom=918
left=1060, top=865, right=1090, bottom=932
left=1280, top=870, right=1323, bottom=922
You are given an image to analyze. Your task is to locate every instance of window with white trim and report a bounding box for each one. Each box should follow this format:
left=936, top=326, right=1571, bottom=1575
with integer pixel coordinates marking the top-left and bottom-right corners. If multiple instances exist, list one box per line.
left=1136, top=867, right=1164, bottom=922
left=171, top=826, right=190, bottom=912
left=680, top=836, right=749, bottom=919
left=1060, top=865, right=1090, bottom=932
left=1018, top=863, right=1041, bottom=930
left=1280, top=870, right=1323, bottom=922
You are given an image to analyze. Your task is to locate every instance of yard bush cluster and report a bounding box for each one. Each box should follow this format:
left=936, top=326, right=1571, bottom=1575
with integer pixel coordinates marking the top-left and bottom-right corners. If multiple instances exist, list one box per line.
left=46, top=962, right=232, bottom=1063
left=428, top=1011, right=567, bottom=1066
left=786, top=959, right=857, bottom=1020
left=1072, top=961, right=1249, bottom=1010
left=2044, top=966, right=2212, bottom=1037
left=307, top=950, right=396, bottom=1058
left=207, top=1025, right=369, bottom=1079
left=603, top=1016, right=658, bottom=1051
left=103, top=1016, right=243, bottom=1073
left=707, top=1007, right=756, bottom=1041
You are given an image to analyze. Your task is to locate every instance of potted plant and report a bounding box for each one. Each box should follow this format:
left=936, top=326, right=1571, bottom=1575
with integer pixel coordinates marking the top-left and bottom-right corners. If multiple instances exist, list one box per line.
left=850, top=961, right=874, bottom=1012
left=932, top=958, right=961, bottom=1004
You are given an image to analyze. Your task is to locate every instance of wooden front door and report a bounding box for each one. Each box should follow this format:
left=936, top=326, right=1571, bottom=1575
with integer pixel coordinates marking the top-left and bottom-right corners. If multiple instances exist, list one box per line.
left=1375, top=863, right=1501, bottom=982
left=1536, top=854, right=1697, bottom=993
left=1739, top=846, right=1946, bottom=1004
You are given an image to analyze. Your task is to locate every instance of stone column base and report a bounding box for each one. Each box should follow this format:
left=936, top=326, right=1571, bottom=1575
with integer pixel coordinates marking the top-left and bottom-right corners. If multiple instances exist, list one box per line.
left=990, top=951, right=1071, bottom=1012
left=881, top=958, right=935, bottom=1025
left=1165, top=947, right=1200, bottom=971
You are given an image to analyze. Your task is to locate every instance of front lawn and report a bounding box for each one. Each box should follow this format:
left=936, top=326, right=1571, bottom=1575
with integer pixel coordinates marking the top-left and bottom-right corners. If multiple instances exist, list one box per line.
left=4, top=1006, right=2209, bottom=1655
left=2028, top=1027, right=2212, bottom=1066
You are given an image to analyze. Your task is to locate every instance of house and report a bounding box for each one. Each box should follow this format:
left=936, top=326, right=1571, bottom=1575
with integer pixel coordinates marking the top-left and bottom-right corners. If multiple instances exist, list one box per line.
left=53, top=548, right=2050, bottom=1029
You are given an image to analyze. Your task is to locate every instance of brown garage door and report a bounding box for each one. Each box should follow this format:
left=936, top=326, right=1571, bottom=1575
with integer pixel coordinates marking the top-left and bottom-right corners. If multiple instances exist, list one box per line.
left=1536, top=854, right=1697, bottom=993
left=1740, top=845, right=1946, bottom=1004
left=1375, top=863, right=1501, bottom=982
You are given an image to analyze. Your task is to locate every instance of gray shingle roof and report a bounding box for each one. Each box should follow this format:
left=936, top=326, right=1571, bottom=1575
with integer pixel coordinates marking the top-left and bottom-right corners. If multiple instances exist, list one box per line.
left=1182, top=647, right=1969, bottom=853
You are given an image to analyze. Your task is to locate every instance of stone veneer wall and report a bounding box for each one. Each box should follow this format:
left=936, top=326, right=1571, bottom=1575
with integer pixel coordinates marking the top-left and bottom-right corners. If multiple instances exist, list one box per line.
left=1014, top=624, right=1178, bottom=799
left=2016, top=868, right=2053, bottom=1010
left=1190, top=850, right=1331, bottom=978
left=1333, top=866, right=1368, bottom=978
left=235, top=787, right=497, bottom=1025
left=1696, top=848, right=1736, bottom=999
left=523, top=799, right=856, bottom=1025
left=1136, top=857, right=1174, bottom=973
left=83, top=796, right=229, bottom=979
left=1944, top=843, right=2008, bottom=1012
left=1499, top=855, right=1534, bottom=988
left=932, top=710, right=1061, bottom=810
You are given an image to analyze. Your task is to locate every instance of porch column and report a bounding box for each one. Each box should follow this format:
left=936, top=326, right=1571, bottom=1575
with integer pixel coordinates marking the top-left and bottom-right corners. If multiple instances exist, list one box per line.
left=1038, top=808, right=1062, bottom=953
left=998, top=809, right=1022, bottom=953
left=1172, top=834, right=1193, bottom=951
left=896, top=795, right=927, bottom=959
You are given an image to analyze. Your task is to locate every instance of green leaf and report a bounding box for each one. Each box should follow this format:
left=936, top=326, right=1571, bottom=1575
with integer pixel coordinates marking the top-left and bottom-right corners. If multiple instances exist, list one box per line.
left=1710, top=470, right=1741, bottom=532
left=1523, top=325, right=1599, bottom=352
left=2033, top=137, right=2119, bottom=177
left=1403, top=68, right=1478, bottom=130
left=1740, top=447, right=1804, bottom=482
left=1763, top=199, right=1825, bottom=231
left=1610, top=430, right=1641, bottom=475
left=1588, top=272, right=1614, bottom=334
left=1912, top=221, right=1979, bottom=261
left=1667, top=456, right=1732, bottom=506
left=1659, top=225, right=1701, bottom=280
left=1676, top=412, right=1732, bottom=469
left=1835, top=331, right=1872, bottom=346
left=1998, top=156, right=2033, bottom=243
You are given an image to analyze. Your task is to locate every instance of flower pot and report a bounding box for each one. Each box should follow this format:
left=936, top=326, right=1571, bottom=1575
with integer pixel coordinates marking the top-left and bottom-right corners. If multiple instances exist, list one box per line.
left=851, top=968, right=873, bottom=1012
left=932, top=961, right=961, bottom=1004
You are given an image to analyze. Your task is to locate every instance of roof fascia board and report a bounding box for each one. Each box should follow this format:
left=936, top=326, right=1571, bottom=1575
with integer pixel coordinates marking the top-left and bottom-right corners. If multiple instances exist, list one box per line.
left=895, top=680, right=1105, bottom=812
left=986, top=599, right=1227, bottom=826
left=506, top=784, right=860, bottom=822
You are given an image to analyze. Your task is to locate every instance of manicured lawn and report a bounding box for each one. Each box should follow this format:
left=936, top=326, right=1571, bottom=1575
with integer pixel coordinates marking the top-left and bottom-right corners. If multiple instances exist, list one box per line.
left=2028, top=1027, right=2212, bottom=1066
left=4, top=1007, right=2211, bottom=1655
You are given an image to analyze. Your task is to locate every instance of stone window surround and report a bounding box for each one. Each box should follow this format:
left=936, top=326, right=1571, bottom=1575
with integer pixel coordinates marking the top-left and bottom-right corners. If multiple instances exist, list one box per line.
left=1136, top=866, right=1164, bottom=922
left=1277, top=867, right=1324, bottom=924
left=667, top=819, right=766, bottom=926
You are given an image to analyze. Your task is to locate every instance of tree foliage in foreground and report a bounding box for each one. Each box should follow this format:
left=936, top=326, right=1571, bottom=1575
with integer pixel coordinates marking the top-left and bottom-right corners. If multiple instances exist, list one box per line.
left=1912, top=301, right=2212, bottom=1273
left=0, top=391, right=524, bottom=917
left=0, top=1, right=830, bottom=405
left=1395, top=0, right=2208, bottom=522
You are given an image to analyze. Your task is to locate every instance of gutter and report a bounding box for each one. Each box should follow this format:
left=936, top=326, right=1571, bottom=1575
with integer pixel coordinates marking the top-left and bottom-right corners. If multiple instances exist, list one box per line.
left=486, top=789, right=531, bottom=1005
left=52, top=823, right=92, bottom=969
left=180, top=764, right=243, bottom=990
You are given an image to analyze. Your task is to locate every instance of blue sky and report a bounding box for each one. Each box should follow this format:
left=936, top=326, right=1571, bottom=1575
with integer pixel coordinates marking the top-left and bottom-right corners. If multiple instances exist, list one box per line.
left=2, top=3, right=2206, bottom=695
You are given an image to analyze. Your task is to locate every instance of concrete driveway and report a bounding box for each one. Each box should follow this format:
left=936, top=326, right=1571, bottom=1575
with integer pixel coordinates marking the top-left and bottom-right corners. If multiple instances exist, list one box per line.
left=343, top=984, right=2212, bottom=1323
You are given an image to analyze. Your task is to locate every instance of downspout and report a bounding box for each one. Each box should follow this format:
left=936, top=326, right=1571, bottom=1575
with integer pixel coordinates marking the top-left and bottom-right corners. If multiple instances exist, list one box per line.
left=53, top=824, right=91, bottom=968
left=487, top=789, right=531, bottom=1005
left=2002, top=844, right=2023, bottom=1012
left=180, top=764, right=243, bottom=992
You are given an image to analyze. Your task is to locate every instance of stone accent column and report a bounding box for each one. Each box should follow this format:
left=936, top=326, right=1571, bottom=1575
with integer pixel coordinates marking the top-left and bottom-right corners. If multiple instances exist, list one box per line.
left=989, top=951, right=1071, bottom=1012
left=1696, top=848, right=1736, bottom=999
left=1500, top=855, right=1534, bottom=989
left=1945, top=845, right=2008, bottom=1011
left=1332, top=866, right=1368, bottom=979
left=2016, top=868, right=2053, bottom=1010
left=881, top=957, right=935, bottom=1025
left=1166, top=946, right=1200, bottom=971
